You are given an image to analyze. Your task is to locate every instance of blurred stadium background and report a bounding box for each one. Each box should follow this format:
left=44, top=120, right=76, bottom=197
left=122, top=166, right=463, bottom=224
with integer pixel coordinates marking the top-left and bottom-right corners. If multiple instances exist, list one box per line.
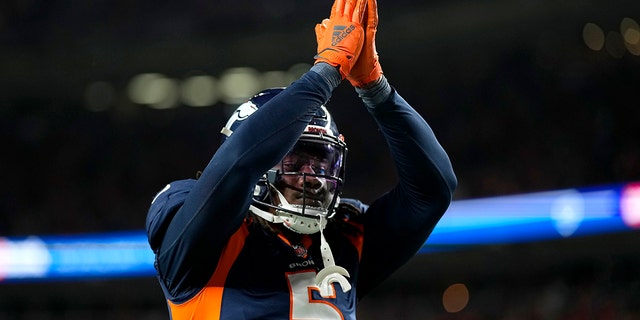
left=2, top=0, right=640, bottom=319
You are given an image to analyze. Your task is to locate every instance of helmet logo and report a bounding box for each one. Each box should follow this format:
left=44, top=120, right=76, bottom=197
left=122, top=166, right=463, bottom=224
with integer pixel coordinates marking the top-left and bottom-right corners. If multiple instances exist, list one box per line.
left=233, top=101, right=258, bottom=120
left=305, top=125, right=329, bottom=135
left=222, top=102, right=258, bottom=136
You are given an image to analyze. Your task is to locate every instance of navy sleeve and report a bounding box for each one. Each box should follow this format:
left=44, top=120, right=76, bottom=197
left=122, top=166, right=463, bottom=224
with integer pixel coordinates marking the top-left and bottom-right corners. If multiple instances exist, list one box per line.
left=153, top=64, right=342, bottom=299
left=356, top=85, right=457, bottom=298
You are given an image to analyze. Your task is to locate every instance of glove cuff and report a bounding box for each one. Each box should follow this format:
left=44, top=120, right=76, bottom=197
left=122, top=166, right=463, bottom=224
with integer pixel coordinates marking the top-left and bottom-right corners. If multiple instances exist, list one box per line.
left=314, top=49, right=354, bottom=79
left=355, top=75, right=391, bottom=108
left=311, top=63, right=342, bottom=89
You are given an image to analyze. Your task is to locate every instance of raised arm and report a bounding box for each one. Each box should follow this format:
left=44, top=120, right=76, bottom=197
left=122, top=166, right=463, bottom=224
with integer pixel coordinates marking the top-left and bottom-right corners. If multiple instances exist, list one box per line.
left=355, top=80, right=457, bottom=297
left=346, top=0, right=457, bottom=298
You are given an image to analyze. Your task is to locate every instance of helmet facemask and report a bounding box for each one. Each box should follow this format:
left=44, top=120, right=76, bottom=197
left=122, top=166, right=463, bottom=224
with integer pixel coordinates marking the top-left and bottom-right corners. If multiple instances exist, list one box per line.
left=252, top=132, right=346, bottom=234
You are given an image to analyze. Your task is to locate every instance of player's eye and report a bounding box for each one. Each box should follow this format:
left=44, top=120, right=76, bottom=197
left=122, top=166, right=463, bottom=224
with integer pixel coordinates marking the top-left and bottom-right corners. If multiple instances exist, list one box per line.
left=282, top=161, right=298, bottom=173
left=314, top=162, right=328, bottom=175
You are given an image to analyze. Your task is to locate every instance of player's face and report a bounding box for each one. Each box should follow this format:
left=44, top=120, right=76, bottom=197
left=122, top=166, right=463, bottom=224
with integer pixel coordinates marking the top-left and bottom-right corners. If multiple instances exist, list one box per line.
left=273, top=142, right=341, bottom=208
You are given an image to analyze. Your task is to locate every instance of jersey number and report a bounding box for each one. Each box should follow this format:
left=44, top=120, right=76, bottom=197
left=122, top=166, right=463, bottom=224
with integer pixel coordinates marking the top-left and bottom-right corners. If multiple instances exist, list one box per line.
left=287, top=271, right=345, bottom=320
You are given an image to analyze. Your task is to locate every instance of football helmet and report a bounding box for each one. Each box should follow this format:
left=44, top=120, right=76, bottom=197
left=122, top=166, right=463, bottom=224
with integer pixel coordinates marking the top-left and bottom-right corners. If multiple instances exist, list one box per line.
left=221, top=88, right=348, bottom=235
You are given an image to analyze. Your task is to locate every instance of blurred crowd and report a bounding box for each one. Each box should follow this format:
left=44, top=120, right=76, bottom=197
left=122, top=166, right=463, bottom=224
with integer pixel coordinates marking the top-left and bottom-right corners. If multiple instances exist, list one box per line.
left=2, top=43, right=639, bottom=237
left=2, top=0, right=640, bottom=237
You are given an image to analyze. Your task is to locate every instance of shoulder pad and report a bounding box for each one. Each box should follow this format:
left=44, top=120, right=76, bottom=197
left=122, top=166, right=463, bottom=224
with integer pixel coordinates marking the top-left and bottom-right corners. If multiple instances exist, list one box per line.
left=145, top=179, right=196, bottom=251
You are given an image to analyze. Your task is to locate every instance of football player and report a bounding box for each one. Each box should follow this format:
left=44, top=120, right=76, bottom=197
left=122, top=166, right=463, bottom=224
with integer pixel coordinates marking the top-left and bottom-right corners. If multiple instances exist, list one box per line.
left=146, top=0, right=457, bottom=318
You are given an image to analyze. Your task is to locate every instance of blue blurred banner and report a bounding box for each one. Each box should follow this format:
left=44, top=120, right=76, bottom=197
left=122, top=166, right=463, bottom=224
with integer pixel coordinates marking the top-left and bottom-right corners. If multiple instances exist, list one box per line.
left=0, top=231, right=155, bottom=282
left=422, top=181, right=640, bottom=252
left=1, top=182, right=639, bottom=283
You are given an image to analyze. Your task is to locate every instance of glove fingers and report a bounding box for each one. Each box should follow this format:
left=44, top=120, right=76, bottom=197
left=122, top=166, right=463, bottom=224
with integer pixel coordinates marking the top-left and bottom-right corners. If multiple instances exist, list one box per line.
left=331, top=0, right=343, bottom=17
left=343, top=0, right=353, bottom=17
left=315, top=24, right=324, bottom=40
left=346, top=0, right=382, bottom=87
left=352, top=0, right=367, bottom=23
left=367, top=0, right=378, bottom=29
left=315, top=19, right=330, bottom=34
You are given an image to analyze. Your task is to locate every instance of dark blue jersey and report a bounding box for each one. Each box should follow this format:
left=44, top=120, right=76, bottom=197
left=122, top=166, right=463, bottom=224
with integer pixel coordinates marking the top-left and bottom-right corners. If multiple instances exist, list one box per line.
left=146, top=67, right=457, bottom=319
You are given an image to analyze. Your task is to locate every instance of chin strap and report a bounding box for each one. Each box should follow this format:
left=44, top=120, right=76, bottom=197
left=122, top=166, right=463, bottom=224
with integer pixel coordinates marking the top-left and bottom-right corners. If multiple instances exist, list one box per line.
left=315, top=215, right=352, bottom=296
left=249, top=205, right=286, bottom=224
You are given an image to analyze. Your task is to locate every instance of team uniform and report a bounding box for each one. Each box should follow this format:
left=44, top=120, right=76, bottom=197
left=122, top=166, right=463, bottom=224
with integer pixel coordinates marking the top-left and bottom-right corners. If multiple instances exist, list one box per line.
left=146, top=64, right=456, bottom=319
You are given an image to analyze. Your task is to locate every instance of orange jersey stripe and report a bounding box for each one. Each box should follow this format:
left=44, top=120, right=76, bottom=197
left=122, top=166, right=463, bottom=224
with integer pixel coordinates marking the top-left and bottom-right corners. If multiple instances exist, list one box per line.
left=167, top=222, right=250, bottom=319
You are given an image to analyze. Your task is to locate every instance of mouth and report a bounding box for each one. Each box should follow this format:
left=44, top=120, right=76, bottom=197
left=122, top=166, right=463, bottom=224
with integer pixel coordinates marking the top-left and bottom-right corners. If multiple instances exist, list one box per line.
left=293, top=191, right=325, bottom=207
left=274, top=181, right=329, bottom=208
left=300, top=199, right=323, bottom=207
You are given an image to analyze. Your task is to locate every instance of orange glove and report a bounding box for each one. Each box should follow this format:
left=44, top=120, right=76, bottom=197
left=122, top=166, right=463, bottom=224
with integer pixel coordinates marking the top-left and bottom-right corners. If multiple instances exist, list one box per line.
left=347, top=0, right=383, bottom=87
left=314, top=0, right=367, bottom=79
